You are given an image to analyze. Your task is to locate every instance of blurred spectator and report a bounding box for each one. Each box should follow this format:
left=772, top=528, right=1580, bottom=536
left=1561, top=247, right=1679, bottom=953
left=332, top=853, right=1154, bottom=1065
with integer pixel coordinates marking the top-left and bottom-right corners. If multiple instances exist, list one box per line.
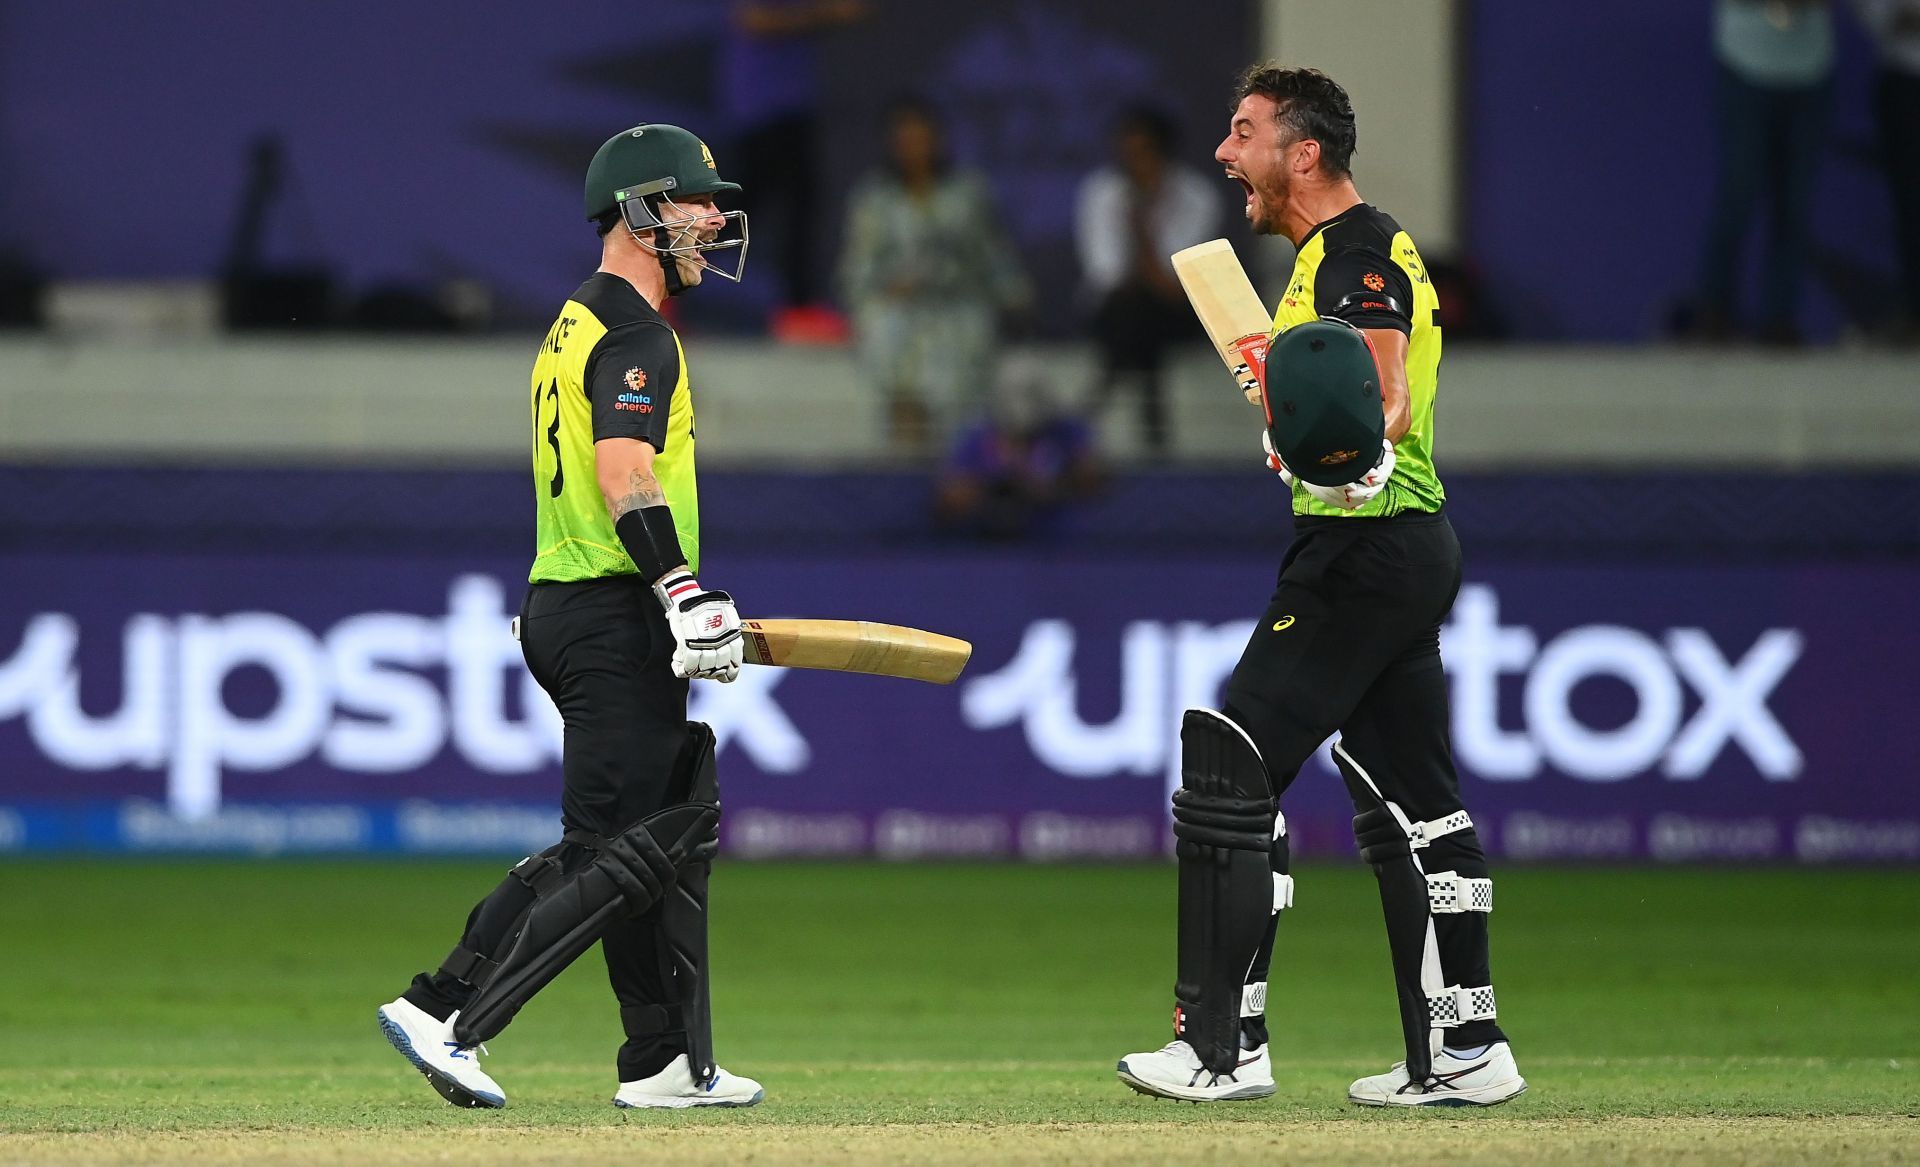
left=1855, top=0, right=1920, bottom=343
left=1075, top=106, right=1219, bottom=452
left=933, top=357, right=1103, bottom=541
left=221, top=135, right=338, bottom=331
left=725, top=0, right=870, bottom=340
left=839, top=97, right=1031, bottom=456
left=0, top=249, right=46, bottom=328
left=1693, top=0, right=1835, bottom=345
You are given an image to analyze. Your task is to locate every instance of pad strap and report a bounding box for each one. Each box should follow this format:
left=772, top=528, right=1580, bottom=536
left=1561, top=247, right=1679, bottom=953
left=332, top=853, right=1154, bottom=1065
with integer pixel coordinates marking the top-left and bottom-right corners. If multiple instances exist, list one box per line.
left=440, top=943, right=498, bottom=987
left=1240, top=981, right=1267, bottom=1018
left=1411, top=810, right=1473, bottom=849
left=1426, top=871, right=1493, bottom=914
left=509, top=852, right=567, bottom=896
left=1273, top=873, right=1295, bottom=912
left=1427, top=984, right=1498, bottom=1027
left=620, top=1003, right=688, bottom=1038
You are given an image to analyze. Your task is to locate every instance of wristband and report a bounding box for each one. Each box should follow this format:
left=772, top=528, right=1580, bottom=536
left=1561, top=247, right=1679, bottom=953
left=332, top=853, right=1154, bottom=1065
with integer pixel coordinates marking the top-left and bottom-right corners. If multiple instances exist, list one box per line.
left=653, top=569, right=704, bottom=611
left=614, top=504, right=687, bottom=583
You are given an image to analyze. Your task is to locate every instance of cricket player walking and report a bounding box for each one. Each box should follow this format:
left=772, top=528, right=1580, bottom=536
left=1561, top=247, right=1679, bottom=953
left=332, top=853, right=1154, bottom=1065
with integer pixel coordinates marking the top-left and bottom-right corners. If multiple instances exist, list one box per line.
left=1117, top=66, right=1526, bottom=1107
left=377, top=123, right=763, bottom=1110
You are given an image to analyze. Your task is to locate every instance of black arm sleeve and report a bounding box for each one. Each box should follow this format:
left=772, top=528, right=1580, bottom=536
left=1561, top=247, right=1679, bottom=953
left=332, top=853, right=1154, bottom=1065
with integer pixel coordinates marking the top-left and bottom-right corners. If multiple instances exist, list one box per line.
left=585, top=322, right=680, bottom=448
left=1313, top=248, right=1415, bottom=335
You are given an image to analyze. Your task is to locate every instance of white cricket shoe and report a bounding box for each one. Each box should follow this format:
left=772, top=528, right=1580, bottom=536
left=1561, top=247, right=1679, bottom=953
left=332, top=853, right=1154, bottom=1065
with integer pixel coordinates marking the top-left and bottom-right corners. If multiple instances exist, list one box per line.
left=377, top=997, right=506, bottom=1109
left=1116, top=1039, right=1275, bottom=1102
left=1347, top=1041, right=1526, bottom=1107
left=612, top=1054, right=764, bottom=1109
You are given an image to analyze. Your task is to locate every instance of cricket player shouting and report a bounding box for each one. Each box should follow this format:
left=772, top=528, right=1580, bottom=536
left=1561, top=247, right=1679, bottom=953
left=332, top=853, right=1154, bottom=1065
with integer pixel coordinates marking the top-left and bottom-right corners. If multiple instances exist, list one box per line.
left=377, top=124, right=763, bottom=1110
left=1117, top=66, right=1526, bottom=1107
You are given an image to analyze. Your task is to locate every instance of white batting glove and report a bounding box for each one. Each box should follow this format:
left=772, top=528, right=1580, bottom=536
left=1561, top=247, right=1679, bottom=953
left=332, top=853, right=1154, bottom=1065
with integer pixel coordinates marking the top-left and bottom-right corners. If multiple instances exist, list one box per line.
left=1301, top=439, right=1397, bottom=511
left=1260, top=429, right=1297, bottom=487
left=653, top=571, right=743, bottom=682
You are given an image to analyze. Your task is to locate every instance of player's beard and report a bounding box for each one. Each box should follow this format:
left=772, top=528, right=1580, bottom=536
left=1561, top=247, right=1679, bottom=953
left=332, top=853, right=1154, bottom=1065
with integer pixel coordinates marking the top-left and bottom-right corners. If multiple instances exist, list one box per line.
left=1249, top=170, right=1291, bottom=237
left=672, top=251, right=706, bottom=288
left=661, top=222, right=713, bottom=288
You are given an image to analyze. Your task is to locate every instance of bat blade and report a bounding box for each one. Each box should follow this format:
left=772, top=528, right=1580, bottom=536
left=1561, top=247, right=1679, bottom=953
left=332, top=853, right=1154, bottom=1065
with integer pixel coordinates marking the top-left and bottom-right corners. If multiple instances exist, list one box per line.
left=1171, top=238, right=1272, bottom=406
left=739, top=619, right=972, bottom=684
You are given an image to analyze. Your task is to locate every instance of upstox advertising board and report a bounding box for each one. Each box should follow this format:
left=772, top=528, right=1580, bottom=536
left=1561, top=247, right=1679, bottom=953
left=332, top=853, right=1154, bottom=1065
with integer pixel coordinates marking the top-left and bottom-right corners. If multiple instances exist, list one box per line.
left=0, top=550, right=1913, bottom=863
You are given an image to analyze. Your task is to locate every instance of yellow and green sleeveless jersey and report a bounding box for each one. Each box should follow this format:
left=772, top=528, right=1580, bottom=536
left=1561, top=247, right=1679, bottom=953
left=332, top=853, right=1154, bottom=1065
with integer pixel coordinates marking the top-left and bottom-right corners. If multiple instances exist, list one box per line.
left=528, top=272, right=699, bottom=582
left=1271, top=204, right=1443, bottom=519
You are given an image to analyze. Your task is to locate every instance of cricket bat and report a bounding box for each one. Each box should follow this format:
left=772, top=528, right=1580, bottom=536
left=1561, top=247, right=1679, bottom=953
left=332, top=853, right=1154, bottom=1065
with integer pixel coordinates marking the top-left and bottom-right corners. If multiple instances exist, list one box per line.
left=1171, top=238, right=1272, bottom=407
left=739, top=619, right=972, bottom=685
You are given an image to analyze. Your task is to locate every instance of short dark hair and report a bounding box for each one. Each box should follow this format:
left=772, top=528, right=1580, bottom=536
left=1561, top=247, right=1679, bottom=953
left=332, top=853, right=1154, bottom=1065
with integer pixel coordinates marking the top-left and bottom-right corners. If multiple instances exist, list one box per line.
left=1231, top=64, right=1356, bottom=178
left=593, top=209, right=621, bottom=238
left=882, top=93, right=951, bottom=177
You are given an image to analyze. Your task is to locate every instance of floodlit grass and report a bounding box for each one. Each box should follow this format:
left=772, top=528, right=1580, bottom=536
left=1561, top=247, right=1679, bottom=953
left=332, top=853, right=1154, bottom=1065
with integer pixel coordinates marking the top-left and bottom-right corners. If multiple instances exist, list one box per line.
left=0, top=862, right=1913, bottom=1164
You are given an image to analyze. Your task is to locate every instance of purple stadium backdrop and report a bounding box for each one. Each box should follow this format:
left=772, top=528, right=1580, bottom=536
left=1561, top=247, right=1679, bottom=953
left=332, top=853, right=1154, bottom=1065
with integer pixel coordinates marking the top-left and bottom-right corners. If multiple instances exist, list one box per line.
left=2, top=548, right=1915, bottom=863
left=0, top=0, right=1254, bottom=330
left=4, top=1, right=1893, bottom=339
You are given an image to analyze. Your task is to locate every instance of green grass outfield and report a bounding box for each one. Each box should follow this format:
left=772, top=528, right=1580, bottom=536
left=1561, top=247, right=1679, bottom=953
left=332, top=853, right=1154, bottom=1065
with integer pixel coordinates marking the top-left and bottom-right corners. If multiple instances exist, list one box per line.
left=0, top=862, right=1914, bottom=1165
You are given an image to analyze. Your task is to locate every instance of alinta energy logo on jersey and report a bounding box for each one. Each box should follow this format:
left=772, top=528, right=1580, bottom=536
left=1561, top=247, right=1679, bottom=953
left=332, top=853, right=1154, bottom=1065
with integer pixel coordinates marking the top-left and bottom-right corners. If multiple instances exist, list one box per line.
left=1362, top=272, right=1387, bottom=292
left=617, top=367, right=652, bottom=413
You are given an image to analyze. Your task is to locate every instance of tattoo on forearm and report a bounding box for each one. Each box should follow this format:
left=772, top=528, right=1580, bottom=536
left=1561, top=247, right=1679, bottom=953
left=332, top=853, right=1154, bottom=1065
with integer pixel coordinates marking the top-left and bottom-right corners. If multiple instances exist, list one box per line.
left=610, top=469, right=665, bottom=518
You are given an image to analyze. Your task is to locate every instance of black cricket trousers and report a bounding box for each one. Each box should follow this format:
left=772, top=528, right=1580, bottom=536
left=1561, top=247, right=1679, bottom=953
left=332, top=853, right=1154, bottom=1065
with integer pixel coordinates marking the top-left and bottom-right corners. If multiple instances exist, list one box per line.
left=404, top=576, right=695, bottom=1080
left=1224, top=510, right=1464, bottom=807
left=1225, top=509, right=1501, bottom=1048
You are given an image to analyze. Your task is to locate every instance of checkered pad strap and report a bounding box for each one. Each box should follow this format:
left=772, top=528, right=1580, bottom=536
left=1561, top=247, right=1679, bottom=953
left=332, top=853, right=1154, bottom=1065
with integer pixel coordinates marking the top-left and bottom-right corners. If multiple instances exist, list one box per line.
left=1409, top=810, right=1473, bottom=850
left=1426, top=870, right=1493, bottom=914
left=1427, top=984, right=1497, bottom=1027
left=1241, top=981, right=1267, bottom=1018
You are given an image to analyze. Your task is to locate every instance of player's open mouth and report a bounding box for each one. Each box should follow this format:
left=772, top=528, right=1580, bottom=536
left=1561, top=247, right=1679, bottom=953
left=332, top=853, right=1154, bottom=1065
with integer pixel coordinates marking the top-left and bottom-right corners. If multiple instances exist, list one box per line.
left=1229, top=173, right=1256, bottom=213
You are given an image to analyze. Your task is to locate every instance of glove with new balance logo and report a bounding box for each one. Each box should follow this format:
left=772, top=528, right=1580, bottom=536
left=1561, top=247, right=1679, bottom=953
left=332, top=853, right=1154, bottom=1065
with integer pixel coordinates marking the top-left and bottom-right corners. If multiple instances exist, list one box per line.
left=653, top=571, right=743, bottom=682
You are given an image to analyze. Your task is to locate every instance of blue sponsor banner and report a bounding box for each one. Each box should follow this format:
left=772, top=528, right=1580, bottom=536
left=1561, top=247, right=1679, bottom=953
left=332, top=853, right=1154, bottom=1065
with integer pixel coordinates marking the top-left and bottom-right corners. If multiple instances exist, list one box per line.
left=2, top=549, right=1917, bottom=863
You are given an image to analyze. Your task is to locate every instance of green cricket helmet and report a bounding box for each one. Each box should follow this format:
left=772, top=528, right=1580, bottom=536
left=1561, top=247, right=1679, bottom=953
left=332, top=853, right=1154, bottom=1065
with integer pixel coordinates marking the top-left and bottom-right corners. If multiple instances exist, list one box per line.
left=1263, top=317, right=1388, bottom=487
left=585, top=124, right=748, bottom=286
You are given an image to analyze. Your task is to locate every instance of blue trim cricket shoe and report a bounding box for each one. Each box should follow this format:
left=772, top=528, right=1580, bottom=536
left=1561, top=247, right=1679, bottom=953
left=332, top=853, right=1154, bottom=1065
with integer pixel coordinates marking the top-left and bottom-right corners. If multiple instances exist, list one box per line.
left=1347, top=1041, right=1527, bottom=1107
left=1116, top=1039, right=1275, bottom=1102
left=612, top=1054, right=764, bottom=1109
left=377, top=997, right=506, bottom=1109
